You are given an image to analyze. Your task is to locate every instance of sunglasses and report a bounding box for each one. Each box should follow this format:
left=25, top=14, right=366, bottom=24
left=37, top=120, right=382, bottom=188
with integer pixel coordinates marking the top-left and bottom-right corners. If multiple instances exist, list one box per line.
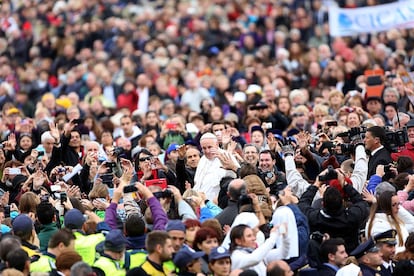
left=292, top=112, right=305, bottom=117
left=139, top=156, right=152, bottom=162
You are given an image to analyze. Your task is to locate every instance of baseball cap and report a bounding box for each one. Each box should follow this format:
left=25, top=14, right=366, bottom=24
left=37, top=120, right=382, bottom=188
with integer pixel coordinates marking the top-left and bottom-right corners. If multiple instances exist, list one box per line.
left=209, top=246, right=230, bottom=262
left=12, top=214, right=33, bottom=234
left=104, top=229, right=128, bottom=252
left=173, top=246, right=205, bottom=268
left=166, top=143, right=180, bottom=155
left=64, top=209, right=85, bottom=229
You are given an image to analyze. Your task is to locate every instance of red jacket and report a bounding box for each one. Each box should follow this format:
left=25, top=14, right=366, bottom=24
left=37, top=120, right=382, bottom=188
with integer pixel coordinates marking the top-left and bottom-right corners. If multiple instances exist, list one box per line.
left=391, top=142, right=414, bottom=161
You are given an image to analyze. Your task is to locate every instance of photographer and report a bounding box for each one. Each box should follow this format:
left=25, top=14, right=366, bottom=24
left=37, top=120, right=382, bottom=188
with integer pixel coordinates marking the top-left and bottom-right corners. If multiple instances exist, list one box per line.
left=134, top=148, right=176, bottom=186
left=298, top=168, right=369, bottom=252
left=257, top=150, right=286, bottom=195
left=392, top=119, right=414, bottom=161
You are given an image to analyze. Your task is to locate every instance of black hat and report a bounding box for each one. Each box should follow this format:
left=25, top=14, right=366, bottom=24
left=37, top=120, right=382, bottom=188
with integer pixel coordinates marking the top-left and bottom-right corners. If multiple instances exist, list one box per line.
left=406, top=119, right=414, bottom=128
left=251, top=126, right=264, bottom=135
left=350, top=238, right=379, bottom=259
left=374, top=229, right=397, bottom=245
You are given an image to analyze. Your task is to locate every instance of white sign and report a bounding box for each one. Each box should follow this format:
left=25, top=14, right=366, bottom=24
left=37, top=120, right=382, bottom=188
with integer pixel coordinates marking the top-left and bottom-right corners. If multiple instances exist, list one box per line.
left=329, top=2, right=414, bottom=37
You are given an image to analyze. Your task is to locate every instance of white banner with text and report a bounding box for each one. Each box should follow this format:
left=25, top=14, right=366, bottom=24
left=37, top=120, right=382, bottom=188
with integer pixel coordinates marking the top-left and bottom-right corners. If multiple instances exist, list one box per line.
left=329, top=2, right=414, bottom=37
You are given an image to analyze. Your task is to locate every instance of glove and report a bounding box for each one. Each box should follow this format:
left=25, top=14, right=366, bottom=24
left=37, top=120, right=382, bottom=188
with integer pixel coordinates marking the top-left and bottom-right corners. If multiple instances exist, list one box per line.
left=282, top=145, right=295, bottom=157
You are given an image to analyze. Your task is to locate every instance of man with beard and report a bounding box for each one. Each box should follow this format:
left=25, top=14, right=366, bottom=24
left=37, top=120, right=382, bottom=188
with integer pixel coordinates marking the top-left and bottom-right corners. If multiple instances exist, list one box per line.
left=127, top=231, right=175, bottom=276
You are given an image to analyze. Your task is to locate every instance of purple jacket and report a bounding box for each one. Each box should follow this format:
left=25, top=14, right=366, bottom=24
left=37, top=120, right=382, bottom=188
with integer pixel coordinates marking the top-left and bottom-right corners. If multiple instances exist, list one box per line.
left=105, top=196, right=168, bottom=231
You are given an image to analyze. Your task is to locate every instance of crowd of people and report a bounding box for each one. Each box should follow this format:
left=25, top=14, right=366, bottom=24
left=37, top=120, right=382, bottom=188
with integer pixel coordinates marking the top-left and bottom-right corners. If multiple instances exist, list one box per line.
left=0, top=0, right=413, bottom=275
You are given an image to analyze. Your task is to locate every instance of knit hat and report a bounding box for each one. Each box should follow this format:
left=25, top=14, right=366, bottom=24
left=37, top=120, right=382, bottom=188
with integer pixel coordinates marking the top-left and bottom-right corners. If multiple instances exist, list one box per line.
left=166, top=220, right=185, bottom=233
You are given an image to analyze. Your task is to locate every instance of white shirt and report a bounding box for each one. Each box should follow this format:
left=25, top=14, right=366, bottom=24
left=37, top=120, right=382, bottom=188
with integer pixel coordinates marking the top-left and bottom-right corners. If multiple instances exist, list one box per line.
left=137, top=87, right=149, bottom=112
left=370, top=145, right=384, bottom=156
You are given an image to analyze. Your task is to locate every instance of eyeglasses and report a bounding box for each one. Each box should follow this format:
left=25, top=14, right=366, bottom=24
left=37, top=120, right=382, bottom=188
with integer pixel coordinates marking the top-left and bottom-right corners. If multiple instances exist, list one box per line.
left=139, top=156, right=151, bottom=162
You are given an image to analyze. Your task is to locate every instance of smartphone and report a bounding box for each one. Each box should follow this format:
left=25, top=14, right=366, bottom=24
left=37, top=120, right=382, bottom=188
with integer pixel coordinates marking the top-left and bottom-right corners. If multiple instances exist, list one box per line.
left=60, top=192, right=67, bottom=204
left=41, top=194, right=50, bottom=202
left=37, top=151, right=45, bottom=157
left=9, top=168, right=21, bottom=175
left=325, top=121, right=338, bottom=127
left=4, top=205, right=10, bottom=218
left=100, top=174, right=114, bottom=186
left=123, top=185, right=138, bottom=193
left=264, top=122, right=272, bottom=129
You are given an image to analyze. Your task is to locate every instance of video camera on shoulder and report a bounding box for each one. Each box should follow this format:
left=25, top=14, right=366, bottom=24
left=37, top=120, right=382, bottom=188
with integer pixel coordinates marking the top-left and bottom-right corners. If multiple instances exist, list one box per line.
left=385, top=127, right=408, bottom=152
left=337, top=127, right=367, bottom=155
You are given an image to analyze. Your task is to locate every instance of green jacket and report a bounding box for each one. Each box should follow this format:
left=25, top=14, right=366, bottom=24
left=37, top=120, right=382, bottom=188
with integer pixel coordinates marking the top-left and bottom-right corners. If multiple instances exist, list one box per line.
left=38, top=223, right=58, bottom=252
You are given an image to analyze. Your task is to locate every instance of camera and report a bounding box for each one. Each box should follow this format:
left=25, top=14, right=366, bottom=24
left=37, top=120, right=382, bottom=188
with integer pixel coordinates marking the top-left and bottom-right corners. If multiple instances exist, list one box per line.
left=266, top=171, right=274, bottom=179
left=57, top=167, right=66, bottom=173
left=123, top=185, right=138, bottom=193
left=340, top=143, right=355, bottom=155
left=153, top=189, right=173, bottom=199
left=337, top=127, right=366, bottom=141
left=318, top=165, right=338, bottom=182
left=112, top=147, right=124, bottom=157
left=384, top=164, right=392, bottom=173
left=385, top=128, right=407, bottom=152
left=310, top=231, right=325, bottom=243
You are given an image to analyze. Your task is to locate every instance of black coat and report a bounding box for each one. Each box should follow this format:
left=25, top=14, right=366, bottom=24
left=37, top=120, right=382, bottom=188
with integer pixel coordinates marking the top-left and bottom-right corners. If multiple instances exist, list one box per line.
left=367, top=147, right=392, bottom=179
left=298, top=184, right=369, bottom=253
left=317, top=264, right=337, bottom=276
left=215, top=200, right=239, bottom=227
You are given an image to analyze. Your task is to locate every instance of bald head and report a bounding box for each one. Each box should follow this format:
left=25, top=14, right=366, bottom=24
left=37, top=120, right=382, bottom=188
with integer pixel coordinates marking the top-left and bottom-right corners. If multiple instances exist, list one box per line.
left=267, top=260, right=293, bottom=276
left=227, top=179, right=246, bottom=200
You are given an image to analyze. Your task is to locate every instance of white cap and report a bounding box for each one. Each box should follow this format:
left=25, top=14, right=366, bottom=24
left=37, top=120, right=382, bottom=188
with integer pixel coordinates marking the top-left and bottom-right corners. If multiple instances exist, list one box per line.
left=233, top=91, right=246, bottom=103
left=246, top=84, right=262, bottom=95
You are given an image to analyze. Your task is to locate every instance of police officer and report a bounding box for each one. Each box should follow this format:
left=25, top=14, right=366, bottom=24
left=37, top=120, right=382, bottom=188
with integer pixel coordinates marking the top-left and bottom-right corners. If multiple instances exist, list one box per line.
left=127, top=231, right=175, bottom=276
left=350, top=238, right=383, bottom=276
left=93, top=229, right=127, bottom=276
left=30, top=228, right=76, bottom=274
left=374, top=230, right=397, bottom=276
left=64, top=208, right=109, bottom=265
